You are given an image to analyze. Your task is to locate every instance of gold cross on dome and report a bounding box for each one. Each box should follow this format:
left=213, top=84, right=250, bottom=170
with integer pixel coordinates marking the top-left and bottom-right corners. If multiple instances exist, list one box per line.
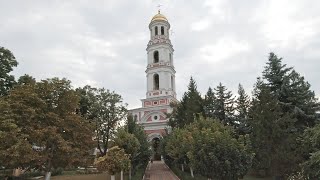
left=157, top=4, right=162, bottom=13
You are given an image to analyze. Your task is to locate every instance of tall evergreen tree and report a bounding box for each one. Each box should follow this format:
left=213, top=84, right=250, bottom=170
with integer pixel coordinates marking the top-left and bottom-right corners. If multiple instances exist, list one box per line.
left=213, top=82, right=235, bottom=125
left=168, top=77, right=204, bottom=128
left=248, top=82, right=298, bottom=178
left=235, top=84, right=250, bottom=134
left=203, top=87, right=215, bottom=118
left=262, top=52, right=319, bottom=129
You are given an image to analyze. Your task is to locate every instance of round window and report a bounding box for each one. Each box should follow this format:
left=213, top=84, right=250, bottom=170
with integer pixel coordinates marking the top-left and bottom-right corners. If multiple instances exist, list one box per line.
left=153, top=115, right=158, bottom=120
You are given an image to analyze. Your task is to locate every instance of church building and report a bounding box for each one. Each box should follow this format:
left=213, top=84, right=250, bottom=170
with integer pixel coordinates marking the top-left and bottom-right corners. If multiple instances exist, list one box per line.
left=129, top=11, right=177, bottom=141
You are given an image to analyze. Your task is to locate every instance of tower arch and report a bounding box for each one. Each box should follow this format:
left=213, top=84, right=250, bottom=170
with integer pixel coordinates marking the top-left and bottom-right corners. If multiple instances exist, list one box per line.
left=153, top=73, right=159, bottom=90
left=155, top=26, right=158, bottom=35
left=153, top=51, right=159, bottom=63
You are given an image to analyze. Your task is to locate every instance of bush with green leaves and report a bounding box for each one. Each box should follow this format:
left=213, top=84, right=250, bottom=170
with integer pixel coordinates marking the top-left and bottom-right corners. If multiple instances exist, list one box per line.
left=95, top=146, right=130, bottom=175
left=165, top=117, right=253, bottom=179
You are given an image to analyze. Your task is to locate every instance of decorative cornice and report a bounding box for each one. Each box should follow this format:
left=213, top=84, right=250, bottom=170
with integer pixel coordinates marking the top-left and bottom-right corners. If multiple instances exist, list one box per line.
left=146, top=35, right=173, bottom=51
left=145, top=62, right=176, bottom=73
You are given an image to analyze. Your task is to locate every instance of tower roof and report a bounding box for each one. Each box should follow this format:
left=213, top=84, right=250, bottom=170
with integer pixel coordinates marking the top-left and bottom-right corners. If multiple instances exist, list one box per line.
left=151, top=10, right=168, bottom=22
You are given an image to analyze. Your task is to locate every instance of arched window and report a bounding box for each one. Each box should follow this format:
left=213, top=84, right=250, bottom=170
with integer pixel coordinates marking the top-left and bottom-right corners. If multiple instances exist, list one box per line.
left=153, top=51, right=159, bottom=63
left=134, top=115, right=138, bottom=121
left=171, top=75, right=174, bottom=89
left=169, top=53, right=172, bottom=64
left=161, top=26, right=164, bottom=35
left=155, top=26, right=158, bottom=35
left=154, top=74, right=159, bottom=90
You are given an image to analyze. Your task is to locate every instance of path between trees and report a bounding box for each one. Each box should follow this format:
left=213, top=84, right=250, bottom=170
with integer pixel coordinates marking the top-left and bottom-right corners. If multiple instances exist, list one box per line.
left=144, top=161, right=180, bottom=180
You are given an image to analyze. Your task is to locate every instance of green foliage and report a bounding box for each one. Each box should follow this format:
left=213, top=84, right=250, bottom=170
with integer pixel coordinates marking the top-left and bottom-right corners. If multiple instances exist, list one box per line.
left=186, top=118, right=253, bottom=179
left=203, top=87, right=215, bottom=118
left=17, top=74, right=36, bottom=86
left=235, top=84, right=251, bottom=135
left=95, top=146, right=130, bottom=175
left=262, top=52, right=319, bottom=130
left=160, top=134, right=175, bottom=167
left=0, top=78, right=95, bottom=174
left=171, top=166, right=207, bottom=180
left=0, top=47, right=18, bottom=96
left=168, top=77, right=204, bottom=128
left=76, top=85, right=127, bottom=156
left=248, top=81, right=300, bottom=176
left=302, top=151, right=320, bottom=178
left=125, top=115, right=151, bottom=169
left=213, top=82, right=235, bottom=125
left=247, top=52, right=320, bottom=177
left=165, top=117, right=253, bottom=179
left=113, top=127, right=140, bottom=160
left=165, top=128, right=190, bottom=165
left=302, top=124, right=320, bottom=178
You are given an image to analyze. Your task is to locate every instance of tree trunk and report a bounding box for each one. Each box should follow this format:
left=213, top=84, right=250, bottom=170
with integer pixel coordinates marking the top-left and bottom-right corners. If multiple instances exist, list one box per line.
left=121, top=170, right=123, bottom=180
left=181, top=164, right=184, bottom=172
left=129, top=168, right=132, bottom=180
left=45, top=153, right=52, bottom=180
left=110, top=175, right=115, bottom=180
left=44, top=172, right=51, bottom=180
left=190, top=167, right=194, bottom=178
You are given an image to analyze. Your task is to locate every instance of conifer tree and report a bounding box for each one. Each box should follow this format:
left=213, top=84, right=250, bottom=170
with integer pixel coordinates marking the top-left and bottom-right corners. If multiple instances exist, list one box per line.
left=235, top=84, right=250, bottom=134
left=213, top=82, right=235, bottom=125
left=168, top=77, right=204, bottom=128
left=262, top=52, right=319, bottom=130
left=203, top=87, right=215, bottom=118
left=248, top=82, right=298, bottom=178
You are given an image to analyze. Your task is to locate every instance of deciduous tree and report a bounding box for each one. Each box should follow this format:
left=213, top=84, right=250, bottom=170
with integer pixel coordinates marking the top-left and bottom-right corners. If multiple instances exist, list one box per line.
left=77, top=85, right=127, bottom=156
left=125, top=115, right=151, bottom=171
left=0, top=78, right=95, bottom=180
left=187, top=117, right=253, bottom=179
left=95, top=146, right=130, bottom=180
left=0, top=47, right=18, bottom=96
left=113, top=127, right=140, bottom=180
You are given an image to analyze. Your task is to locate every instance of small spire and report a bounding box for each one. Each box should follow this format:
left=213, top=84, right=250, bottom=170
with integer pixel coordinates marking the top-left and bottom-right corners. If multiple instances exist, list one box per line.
left=158, top=9, right=160, bottom=14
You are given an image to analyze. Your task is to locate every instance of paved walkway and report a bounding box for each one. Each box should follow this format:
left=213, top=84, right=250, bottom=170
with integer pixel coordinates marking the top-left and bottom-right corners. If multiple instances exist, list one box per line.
left=144, top=161, right=180, bottom=180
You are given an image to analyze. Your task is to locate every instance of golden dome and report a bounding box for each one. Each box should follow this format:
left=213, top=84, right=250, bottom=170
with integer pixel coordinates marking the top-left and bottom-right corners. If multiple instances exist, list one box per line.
left=151, top=10, right=168, bottom=22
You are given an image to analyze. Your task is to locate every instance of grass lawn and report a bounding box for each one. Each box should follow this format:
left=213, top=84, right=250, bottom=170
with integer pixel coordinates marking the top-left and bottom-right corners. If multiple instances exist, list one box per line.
left=51, top=167, right=145, bottom=180
left=51, top=173, right=122, bottom=180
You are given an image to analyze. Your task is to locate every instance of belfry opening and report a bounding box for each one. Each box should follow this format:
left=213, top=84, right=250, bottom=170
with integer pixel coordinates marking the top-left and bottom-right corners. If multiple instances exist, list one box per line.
left=153, top=74, right=159, bottom=90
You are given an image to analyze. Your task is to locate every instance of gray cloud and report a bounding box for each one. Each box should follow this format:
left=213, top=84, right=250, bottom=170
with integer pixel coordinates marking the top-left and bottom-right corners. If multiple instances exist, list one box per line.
left=1, top=0, right=319, bottom=108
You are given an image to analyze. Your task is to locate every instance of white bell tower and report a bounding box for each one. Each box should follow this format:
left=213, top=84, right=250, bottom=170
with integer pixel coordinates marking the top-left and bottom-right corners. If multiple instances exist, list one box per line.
left=129, top=11, right=177, bottom=140
left=146, top=10, right=176, bottom=99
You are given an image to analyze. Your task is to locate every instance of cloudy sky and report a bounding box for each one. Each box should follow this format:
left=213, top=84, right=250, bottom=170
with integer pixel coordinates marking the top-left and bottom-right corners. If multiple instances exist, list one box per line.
left=1, top=0, right=319, bottom=108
